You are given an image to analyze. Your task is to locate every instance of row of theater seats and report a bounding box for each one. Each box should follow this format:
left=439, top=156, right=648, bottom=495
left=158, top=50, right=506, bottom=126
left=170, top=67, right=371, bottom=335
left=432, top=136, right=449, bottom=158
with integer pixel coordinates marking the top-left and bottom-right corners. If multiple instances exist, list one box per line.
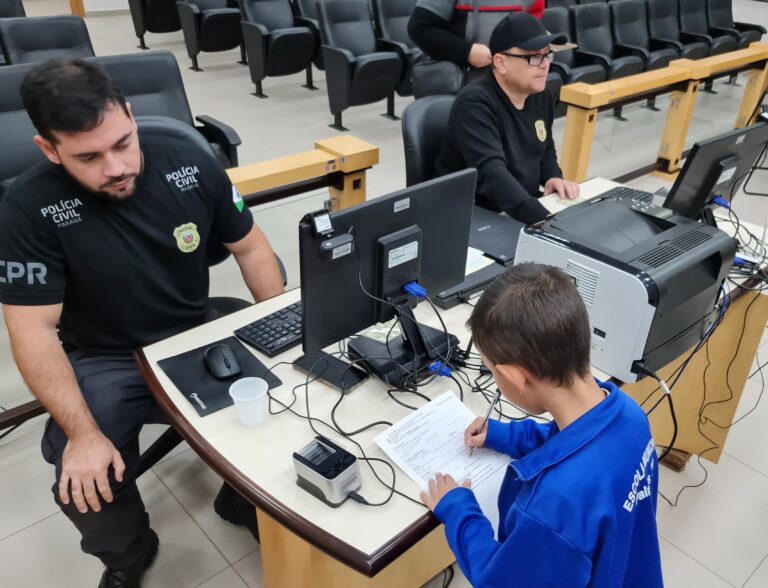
left=123, top=0, right=420, bottom=129
left=0, top=0, right=763, bottom=130
left=0, top=15, right=95, bottom=65
left=543, top=0, right=765, bottom=117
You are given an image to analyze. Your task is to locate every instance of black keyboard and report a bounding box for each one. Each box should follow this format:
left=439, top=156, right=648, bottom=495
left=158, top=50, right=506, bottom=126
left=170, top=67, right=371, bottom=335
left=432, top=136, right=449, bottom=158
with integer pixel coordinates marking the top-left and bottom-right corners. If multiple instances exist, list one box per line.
left=234, top=301, right=302, bottom=358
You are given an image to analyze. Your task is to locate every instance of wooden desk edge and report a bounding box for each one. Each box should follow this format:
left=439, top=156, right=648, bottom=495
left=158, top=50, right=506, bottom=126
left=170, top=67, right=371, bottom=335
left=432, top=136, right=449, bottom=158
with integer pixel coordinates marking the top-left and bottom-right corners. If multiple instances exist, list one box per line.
left=134, top=348, right=439, bottom=577
left=560, top=69, right=691, bottom=109
left=226, top=135, right=379, bottom=195
left=560, top=45, right=768, bottom=109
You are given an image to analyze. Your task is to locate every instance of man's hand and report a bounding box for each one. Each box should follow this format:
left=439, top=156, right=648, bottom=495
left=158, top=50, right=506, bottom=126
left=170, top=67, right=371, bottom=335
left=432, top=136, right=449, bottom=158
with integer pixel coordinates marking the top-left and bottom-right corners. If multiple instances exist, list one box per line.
left=465, top=416, right=489, bottom=450
left=420, top=473, right=471, bottom=511
left=468, top=43, right=492, bottom=69
left=544, top=177, right=580, bottom=201
left=59, top=431, right=125, bottom=514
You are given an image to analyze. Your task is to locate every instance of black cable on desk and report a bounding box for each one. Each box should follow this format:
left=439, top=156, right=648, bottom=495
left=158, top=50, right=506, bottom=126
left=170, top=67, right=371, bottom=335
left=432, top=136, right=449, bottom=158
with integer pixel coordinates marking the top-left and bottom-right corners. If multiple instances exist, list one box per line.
left=657, top=290, right=761, bottom=508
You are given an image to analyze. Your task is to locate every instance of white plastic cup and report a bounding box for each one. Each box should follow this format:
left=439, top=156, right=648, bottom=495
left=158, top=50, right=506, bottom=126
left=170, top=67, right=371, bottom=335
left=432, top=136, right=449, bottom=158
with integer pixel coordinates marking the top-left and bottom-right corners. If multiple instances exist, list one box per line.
left=228, top=377, right=269, bottom=427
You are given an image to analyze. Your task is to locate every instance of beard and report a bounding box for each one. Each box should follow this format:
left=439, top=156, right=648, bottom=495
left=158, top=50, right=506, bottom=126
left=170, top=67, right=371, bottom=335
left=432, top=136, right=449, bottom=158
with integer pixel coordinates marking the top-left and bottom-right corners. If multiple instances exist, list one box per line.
left=62, top=151, right=145, bottom=201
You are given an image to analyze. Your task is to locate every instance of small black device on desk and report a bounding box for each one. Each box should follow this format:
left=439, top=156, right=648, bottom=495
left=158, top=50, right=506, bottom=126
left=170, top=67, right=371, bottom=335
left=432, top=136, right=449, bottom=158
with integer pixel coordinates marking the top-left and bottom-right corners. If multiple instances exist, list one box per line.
left=234, top=301, right=302, bottom=357
left=468, top=206, right=525, bottom=266
left=293, top=436, right=362, bottom=507
left=293, top=352, right=369, bottom=392
left=434, top=260, right=506, bottom=309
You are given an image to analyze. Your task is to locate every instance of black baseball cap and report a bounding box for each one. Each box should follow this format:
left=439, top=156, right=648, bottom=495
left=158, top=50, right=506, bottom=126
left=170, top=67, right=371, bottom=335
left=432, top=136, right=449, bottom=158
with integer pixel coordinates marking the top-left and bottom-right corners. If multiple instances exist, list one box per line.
left=489, top=13, right=568, bottom=55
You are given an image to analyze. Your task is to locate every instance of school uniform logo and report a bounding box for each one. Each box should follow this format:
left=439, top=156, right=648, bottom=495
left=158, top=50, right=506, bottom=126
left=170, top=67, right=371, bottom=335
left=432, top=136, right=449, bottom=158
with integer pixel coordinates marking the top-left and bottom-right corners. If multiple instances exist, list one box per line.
left=232, top=186, right=244, bottom=213
left=535, top=120, right=547, bottom=143
left=173, top=222, right=201, bottom=253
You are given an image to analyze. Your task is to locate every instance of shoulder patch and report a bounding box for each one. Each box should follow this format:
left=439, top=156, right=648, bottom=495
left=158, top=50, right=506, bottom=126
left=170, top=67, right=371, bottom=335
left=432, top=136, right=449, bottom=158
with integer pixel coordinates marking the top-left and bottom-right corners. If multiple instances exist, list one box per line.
left=232, top=186, right=244, bottom=213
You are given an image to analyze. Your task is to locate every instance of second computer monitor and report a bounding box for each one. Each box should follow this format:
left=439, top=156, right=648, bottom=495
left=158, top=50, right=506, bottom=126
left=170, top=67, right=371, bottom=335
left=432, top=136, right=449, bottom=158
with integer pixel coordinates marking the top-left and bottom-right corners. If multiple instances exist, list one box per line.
left=299, top=169, right=477, bottom=354
left=664, top=122, right=768, bottom=220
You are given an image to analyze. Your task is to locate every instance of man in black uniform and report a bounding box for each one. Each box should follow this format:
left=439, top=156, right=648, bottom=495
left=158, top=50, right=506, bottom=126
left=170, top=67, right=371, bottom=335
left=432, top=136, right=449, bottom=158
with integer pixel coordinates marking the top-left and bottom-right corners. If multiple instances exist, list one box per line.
left=435, top=14, right=580, bottom=224
left=0, top=60, right=284, bottom=587
left=408, top=0, right=545, bottom=72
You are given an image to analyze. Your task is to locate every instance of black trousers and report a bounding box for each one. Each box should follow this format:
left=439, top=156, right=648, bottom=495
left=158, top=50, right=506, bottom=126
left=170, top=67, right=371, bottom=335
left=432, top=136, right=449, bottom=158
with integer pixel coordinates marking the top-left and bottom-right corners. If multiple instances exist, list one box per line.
left=41, top=350, right=166, bottom=569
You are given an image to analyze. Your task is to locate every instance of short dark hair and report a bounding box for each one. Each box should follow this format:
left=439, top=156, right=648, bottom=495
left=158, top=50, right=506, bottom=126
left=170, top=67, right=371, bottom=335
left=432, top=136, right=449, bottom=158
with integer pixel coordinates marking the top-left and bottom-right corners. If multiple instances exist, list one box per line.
left=467, top=263, right=591, bottom=387
left=20, top=59, right=129, bottom=144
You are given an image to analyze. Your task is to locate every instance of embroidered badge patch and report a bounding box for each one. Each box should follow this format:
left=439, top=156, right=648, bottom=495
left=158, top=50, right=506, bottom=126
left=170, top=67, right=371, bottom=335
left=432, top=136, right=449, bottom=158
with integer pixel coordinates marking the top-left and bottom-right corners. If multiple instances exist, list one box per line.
left=535, top=120, right=547, bottom=142
left=173, top=222, right=200, bottom=253
left=232, top=186, right=245, bottom=213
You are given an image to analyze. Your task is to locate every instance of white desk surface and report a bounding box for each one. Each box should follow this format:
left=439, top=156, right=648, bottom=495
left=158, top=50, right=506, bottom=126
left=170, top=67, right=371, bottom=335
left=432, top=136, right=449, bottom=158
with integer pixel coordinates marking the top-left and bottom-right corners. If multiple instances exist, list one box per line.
left=140, top=176, right=764, bottom=564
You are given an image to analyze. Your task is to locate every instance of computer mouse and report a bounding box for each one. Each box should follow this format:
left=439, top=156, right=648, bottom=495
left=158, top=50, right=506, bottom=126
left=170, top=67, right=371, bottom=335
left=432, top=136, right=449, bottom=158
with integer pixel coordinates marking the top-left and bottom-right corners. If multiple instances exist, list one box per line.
left=204, top=344, right=242, bottom=380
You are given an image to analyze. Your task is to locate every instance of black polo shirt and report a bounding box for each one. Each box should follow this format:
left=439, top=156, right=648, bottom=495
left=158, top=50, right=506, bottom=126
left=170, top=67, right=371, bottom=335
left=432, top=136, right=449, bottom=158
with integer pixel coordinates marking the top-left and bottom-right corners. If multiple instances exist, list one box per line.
left=0, top=134, right=253, bottom=353
left=435, top=70, right=562, bottom=224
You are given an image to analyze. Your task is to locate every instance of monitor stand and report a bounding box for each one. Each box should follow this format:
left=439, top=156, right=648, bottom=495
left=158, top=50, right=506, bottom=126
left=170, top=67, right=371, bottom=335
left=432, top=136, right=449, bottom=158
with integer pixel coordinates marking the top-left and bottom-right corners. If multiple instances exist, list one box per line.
left=701, top=206, right=718, bottom=228
left=347, top=303, right=458, bottom=390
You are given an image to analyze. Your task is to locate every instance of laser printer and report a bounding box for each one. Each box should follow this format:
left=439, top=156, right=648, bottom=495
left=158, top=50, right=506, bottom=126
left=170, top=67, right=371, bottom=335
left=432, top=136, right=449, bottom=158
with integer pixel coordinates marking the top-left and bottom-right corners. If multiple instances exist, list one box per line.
left=514, top=193, right=737, bottom=382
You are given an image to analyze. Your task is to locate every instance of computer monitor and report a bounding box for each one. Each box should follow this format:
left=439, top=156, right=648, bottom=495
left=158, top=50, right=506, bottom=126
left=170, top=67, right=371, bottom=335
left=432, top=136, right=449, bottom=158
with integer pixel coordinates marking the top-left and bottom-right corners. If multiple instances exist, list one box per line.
left=664, top=122, right=768, bottom=223
left=299, top=169, right=477, bottom=388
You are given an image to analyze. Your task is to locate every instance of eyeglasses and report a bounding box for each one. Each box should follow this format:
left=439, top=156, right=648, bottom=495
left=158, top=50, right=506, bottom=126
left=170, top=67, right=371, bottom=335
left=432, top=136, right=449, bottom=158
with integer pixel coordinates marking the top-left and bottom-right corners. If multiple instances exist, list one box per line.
left=499, top=51, right=555, bottom=66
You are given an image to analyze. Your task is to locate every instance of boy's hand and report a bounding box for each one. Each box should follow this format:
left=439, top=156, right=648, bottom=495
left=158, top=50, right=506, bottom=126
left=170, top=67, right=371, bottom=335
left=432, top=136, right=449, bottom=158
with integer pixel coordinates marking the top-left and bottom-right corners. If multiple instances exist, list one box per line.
left=465, top=416, right=489, bottom=450
left=420, top=473, right=471, bottom=512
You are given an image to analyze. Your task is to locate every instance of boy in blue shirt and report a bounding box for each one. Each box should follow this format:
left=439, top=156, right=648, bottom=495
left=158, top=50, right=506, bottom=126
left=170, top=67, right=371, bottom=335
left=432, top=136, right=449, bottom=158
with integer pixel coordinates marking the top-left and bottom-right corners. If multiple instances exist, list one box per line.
left=421, top=263, right=663, bottom=587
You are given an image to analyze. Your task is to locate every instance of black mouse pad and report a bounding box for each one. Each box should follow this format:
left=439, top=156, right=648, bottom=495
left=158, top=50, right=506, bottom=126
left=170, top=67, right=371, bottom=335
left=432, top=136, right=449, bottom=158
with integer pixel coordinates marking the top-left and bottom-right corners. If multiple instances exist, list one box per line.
left=158, top=336, right=282, bottom=417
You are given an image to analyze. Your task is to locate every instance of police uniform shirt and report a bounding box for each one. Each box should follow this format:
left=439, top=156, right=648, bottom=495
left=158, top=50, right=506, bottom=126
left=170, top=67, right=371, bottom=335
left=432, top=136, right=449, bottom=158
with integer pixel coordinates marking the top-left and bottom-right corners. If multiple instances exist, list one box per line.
left=0, top=134, right=254, bottom=354
left=435, top=70, right=561, bottom=224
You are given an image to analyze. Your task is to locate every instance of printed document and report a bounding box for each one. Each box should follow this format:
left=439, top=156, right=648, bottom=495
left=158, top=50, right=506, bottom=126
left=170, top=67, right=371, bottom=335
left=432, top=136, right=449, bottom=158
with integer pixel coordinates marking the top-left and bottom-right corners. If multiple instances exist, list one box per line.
left=375, top=391, right=512, bottom=533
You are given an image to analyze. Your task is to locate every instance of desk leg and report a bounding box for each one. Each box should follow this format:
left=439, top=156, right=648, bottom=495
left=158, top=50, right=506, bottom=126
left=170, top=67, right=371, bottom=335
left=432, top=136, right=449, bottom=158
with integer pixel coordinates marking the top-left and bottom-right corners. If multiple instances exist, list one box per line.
left=560, top=106, right=597, bottom=183
left=256, top=509, right=455, bottom=588
left=735, top=64, right=768, bottom=128
left=328, top=171, right=366, bottom=212
left=623, top=291, right=768, bottom=463
left=657, top=80, right=700, bottom=175
left=70, top=0, right=85, bottom=16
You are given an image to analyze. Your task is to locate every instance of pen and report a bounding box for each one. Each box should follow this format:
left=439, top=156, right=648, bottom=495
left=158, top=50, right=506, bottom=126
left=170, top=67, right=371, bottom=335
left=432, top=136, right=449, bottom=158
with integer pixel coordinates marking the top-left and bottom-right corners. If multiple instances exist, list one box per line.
left=469, top=388, right=502, bottom=457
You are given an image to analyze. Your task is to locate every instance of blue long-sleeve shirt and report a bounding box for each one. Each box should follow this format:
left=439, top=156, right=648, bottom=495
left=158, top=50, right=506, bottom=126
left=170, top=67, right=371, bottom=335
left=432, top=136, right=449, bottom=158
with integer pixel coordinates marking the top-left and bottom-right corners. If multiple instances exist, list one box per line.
left=433, top=382, right=663, bottom=587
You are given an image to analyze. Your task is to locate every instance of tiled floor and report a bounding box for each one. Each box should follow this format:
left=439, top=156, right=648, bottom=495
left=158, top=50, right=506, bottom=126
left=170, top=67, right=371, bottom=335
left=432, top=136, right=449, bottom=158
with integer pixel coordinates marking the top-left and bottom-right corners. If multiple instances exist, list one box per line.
left=1, top=0, right=767, bottom=586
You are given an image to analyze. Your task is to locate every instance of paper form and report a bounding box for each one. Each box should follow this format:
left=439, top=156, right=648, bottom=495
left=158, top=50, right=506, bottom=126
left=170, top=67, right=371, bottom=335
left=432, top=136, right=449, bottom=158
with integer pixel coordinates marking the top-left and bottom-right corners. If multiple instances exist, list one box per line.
left=375, top=391, right=512, bottom=533
left=465, top=246, right=495, bottom=276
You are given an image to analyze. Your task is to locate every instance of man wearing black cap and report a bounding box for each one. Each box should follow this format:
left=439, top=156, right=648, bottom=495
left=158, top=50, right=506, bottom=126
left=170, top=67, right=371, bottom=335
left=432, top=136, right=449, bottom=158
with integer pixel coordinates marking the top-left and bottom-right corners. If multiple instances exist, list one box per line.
left=434, top=13, right=580, bottom=225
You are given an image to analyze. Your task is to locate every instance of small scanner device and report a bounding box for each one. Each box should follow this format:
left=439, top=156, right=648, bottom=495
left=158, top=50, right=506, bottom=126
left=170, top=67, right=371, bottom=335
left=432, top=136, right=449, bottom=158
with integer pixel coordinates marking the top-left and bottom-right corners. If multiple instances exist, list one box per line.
left=293, top=436, right=362, bottom=507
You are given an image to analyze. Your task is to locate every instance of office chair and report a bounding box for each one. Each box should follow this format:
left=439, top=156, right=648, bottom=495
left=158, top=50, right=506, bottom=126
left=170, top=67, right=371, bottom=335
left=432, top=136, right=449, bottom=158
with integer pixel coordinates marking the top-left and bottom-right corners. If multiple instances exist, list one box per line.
left=292, top=0, right=325, bottom=70
left=0, top=0, right=25, bottom=66
left=646, top=0, right=709, bottom=60
left=372, top=0, right=422, bottom=97
left=128, top=0, right=182, bottom=50
left=0, top=62, right=47, bottom=199
left=401, top=95, right=455, bottom=187
left=547, top=0, right=577, bottom=8
left=610, top=0, right=679, bottom=110
left=317, top=0, right=403, bottom=131
left=541, top=8, right=607, bottom=85
left=0, top=0, right=25, bottom=16
left=96, top=51, right=241, bottom=167
left=706, top=0, right=765, bottom=50
left=571, top=2, right=645, bottom=120
left=176, top=0, right=244, bottom=71
left=678, top=0, right=738, bottom=92
left=678, top=0, right=738, bottom=56
left=240, top=0, right=317, bottom=98
left=0, top=16, right=94, bottom=65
